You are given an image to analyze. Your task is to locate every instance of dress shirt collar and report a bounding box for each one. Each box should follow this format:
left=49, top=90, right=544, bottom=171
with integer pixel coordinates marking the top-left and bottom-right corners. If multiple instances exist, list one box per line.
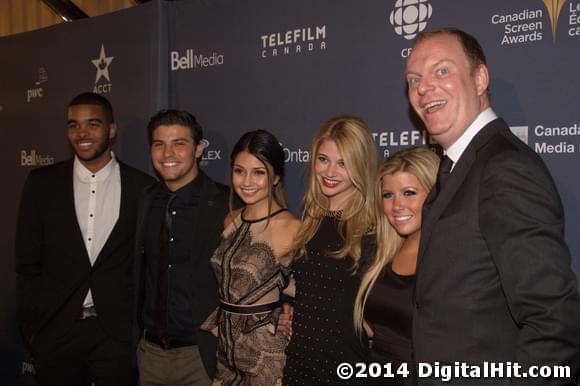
left=445, top=108, right=497, bottom=165
left=161, top=172, right=204, bottom=204
left=74, top=152, right=118, bottom=183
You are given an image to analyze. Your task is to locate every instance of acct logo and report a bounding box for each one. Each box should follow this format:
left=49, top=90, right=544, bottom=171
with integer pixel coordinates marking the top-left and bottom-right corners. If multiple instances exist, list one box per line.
left=199, top=139, right=223, bottom=166
left=260, top=25, right=327, bottom=59
left=389, top=0, right=433, bottom=41
left=26, top=67, right=48, bottom=103
left=91, top=44, right=114, bottom=94
left=20, top=150, right=55, bottom=166
left=170, top=49, right=224, bottom=71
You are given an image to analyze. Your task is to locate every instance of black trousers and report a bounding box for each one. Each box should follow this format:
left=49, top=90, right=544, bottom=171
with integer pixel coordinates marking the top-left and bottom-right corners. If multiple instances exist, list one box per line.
left=32, top=317, right=132, bottom=386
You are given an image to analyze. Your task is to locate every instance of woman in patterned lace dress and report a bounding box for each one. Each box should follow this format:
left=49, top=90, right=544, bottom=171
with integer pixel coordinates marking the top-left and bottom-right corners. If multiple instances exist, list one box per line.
left=202, top=130, right=300, bottom=385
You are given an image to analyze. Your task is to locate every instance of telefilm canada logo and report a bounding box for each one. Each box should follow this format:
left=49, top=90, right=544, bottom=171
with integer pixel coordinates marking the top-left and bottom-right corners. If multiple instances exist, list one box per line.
left=259, top=25, right=327, bottom=59
left=373, top=129, right=434, bottom=158
left=26, top=67, right=48, bottom=103
left=91, top=44, right=114, bottom=94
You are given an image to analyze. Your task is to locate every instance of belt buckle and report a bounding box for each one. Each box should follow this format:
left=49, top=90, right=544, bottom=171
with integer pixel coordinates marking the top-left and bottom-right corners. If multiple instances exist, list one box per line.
left=79, top=306, right=97, bottom=320
left=160, top=336, right=171, bottom=350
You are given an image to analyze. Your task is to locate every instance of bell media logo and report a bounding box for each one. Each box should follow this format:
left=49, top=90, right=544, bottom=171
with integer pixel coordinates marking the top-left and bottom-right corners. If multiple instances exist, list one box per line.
left=170, top=49, right=224, bottom=71
left=389, top=0, right=433, bottom=40
left=20, top=149, right=55, bottom=167
left=91, top=44, right=114, bottom=94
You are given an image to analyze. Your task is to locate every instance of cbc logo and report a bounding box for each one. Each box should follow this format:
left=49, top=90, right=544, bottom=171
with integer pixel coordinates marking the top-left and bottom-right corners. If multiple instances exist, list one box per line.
left=390, top=0, right=433, bottom=40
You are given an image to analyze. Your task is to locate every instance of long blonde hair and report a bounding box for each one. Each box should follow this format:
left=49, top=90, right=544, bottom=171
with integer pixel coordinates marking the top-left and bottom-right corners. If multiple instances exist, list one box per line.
left=292, top=115, right=378, bottom=273
left=354, top=147, right=439, bottom=334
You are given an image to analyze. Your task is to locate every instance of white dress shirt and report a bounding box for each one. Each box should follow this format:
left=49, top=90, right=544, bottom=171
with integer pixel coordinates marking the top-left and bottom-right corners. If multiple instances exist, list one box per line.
left=445, top=107, right=498, bottom=171
left=73, top=153, right=121, bottom=308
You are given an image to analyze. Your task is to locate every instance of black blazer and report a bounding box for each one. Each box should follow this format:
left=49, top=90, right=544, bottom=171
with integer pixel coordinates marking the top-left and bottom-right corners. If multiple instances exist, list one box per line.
left=414, top=119, right=580, bottom=385
left=132, top=171, right=229, bottom=378
left=15, top=158, right=155, bottom=348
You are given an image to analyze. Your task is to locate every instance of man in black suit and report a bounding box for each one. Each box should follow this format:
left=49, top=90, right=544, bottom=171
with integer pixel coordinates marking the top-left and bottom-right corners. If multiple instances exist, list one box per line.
left=406, top=28, right=580, bottom=385
left=133, top=110, right=229, bottom=385
left=15, top=92, right=155, bottom=386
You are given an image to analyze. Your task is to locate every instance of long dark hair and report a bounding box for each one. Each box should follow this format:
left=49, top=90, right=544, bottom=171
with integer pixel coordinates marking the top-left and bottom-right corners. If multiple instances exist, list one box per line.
left=229, top=129, right=287, bottom=214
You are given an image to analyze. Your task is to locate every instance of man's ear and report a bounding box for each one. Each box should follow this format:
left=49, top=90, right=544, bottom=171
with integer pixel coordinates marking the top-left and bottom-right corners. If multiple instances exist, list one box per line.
left=194, top=141, right=205, bottom=158
left=474, top=64, right=489, bottom=96
left=109, top=123, right=118, bottom=140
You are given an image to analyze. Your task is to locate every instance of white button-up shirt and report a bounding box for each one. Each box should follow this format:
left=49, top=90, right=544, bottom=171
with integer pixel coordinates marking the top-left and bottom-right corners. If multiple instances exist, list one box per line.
left=73, top=153, right=121, bottom=308
left=446, top=108, right=498, bottom=171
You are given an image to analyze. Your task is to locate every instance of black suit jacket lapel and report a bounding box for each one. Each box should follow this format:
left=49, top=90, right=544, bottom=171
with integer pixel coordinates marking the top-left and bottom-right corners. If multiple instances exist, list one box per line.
left=418, top=119, right=505, bottom=267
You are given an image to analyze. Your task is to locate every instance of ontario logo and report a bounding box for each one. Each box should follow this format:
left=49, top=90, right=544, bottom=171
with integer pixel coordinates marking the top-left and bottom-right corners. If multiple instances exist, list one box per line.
left=389, top=0, right=433, bottom=41
left=91, top=44, right=114, bottom=94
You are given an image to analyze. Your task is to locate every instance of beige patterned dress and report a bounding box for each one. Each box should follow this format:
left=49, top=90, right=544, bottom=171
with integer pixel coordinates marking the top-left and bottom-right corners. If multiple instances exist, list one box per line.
left=202, top=209, right=291, bottom=386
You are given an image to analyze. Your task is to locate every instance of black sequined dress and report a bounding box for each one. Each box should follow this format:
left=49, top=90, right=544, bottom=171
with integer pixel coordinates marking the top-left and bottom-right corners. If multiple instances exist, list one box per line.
left=284, top=214, right=372, bottom=385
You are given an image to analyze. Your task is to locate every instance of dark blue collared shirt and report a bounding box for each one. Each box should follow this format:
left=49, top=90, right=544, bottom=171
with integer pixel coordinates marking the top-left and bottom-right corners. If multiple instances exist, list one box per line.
left=142, top=175, right=203, bottom=339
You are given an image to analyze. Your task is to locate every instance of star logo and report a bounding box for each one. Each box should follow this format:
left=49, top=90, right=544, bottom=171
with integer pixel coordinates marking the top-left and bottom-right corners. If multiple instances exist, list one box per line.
left=541, top=0, right=567, bottom=41
left=91, top=44, right=114, bottom=83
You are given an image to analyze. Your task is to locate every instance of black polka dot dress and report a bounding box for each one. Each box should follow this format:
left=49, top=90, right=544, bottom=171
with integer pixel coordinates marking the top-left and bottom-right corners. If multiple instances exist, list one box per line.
left=284, top=214, right=372, bottom=385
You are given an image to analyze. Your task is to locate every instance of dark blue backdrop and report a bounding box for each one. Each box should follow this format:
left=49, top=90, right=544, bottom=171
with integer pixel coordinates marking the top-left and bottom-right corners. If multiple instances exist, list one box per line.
left=1, top=0, right=579, bottom=384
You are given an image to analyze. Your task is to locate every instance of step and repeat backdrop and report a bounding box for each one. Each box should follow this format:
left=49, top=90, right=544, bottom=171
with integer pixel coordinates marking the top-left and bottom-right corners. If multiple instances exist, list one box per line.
left=1, top=0, right=579, bottom=383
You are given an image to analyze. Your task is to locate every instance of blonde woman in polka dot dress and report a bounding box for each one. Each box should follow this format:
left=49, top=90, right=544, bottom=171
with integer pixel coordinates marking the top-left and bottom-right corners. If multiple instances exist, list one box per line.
left=283, top=115, right=377, bottom=385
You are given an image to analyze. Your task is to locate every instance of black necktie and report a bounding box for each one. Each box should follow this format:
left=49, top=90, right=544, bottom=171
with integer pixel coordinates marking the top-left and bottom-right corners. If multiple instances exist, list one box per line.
left=435, top=156, right=454, bottom=196
left=154, top=193, right=176, bottom=335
